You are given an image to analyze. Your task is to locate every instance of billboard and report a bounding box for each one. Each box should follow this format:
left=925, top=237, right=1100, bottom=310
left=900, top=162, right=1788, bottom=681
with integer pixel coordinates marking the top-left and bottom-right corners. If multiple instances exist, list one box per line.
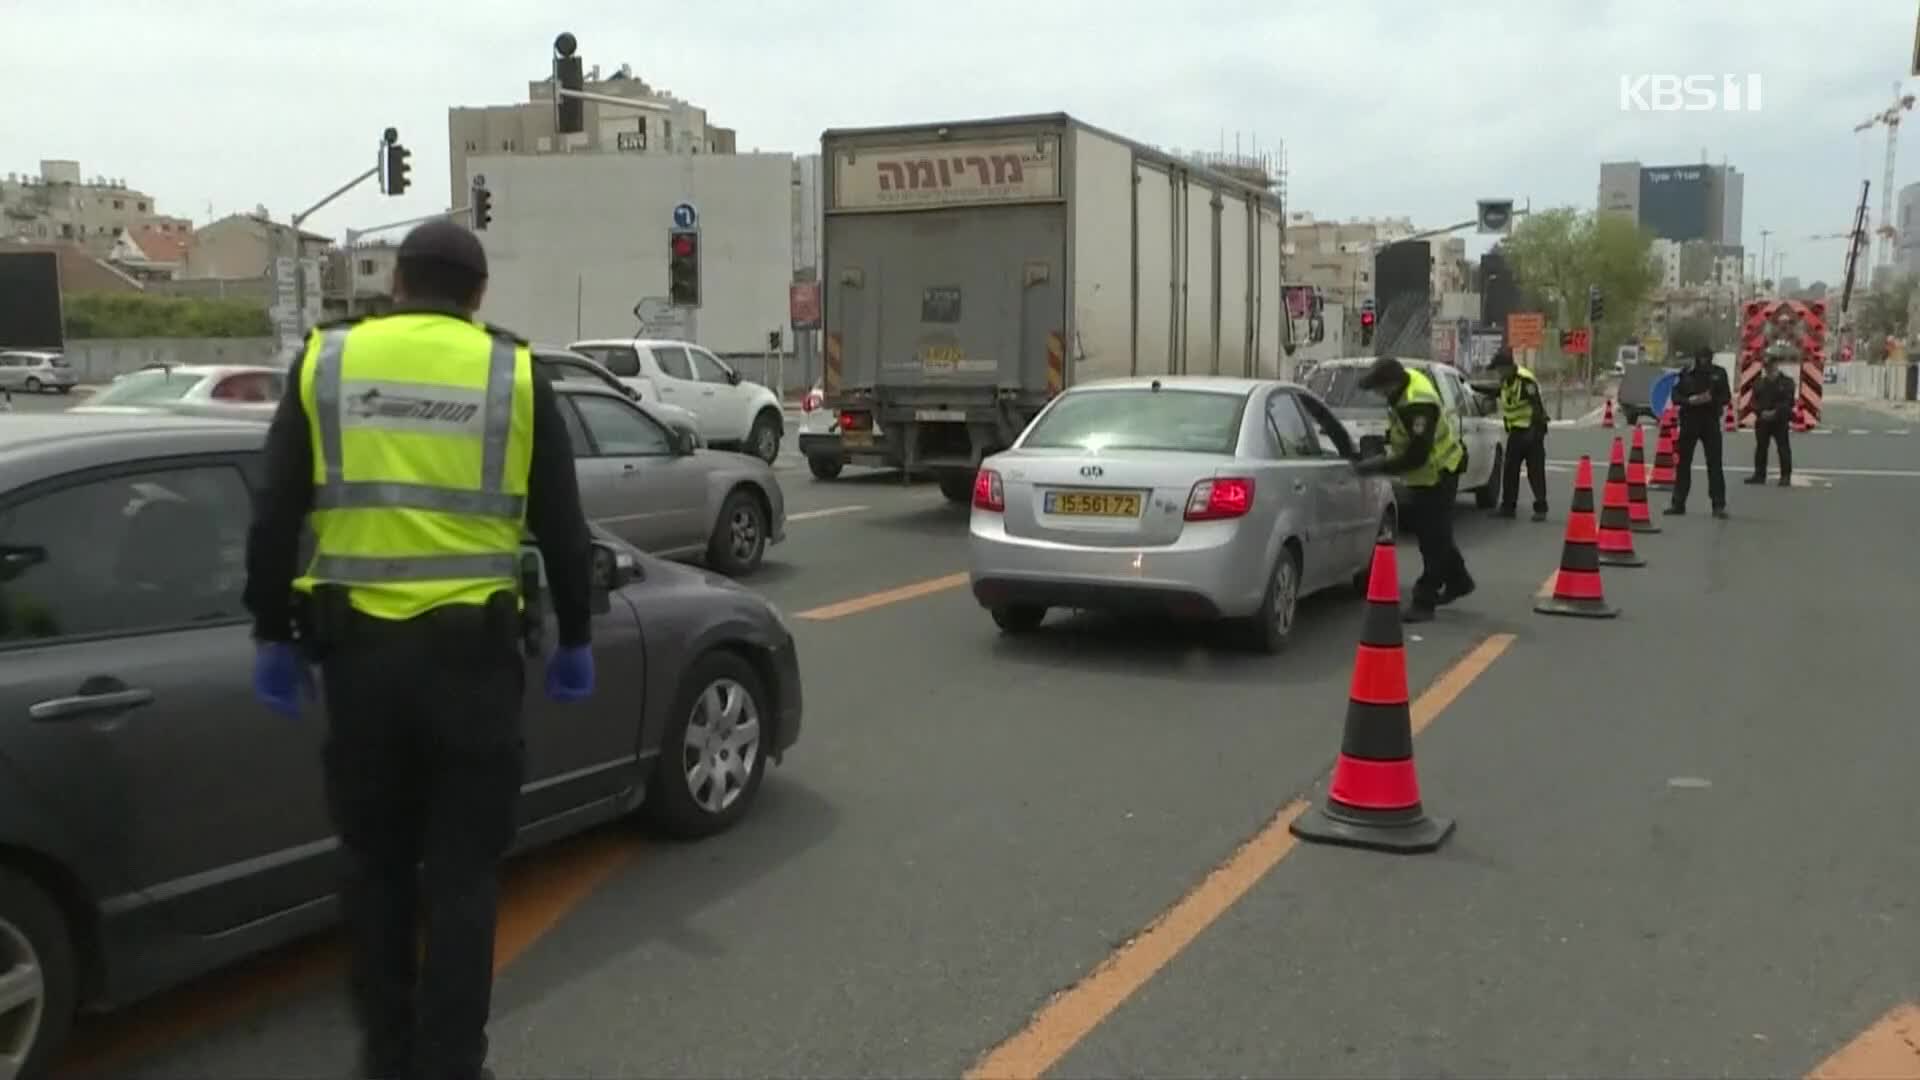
left=1639, top=165, right=1712, bottom=242
left=0, top=251, right=64, bottom=350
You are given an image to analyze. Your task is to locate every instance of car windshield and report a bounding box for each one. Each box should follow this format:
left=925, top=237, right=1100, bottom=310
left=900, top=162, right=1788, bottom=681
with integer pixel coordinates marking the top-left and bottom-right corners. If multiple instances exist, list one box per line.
left=47, top=357, right=69, bottom=368
left=1304, top=366, right=1389, bottom=409
left=1022, top=388, right=1246, bottom=454
left=88, top=369, right=200, bottom=405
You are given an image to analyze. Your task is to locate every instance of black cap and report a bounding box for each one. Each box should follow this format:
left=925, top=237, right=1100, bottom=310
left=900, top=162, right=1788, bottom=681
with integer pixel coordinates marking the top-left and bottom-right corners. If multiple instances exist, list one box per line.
left=397, top=220, right=488, bottom=278
left=1357, top=355, right=1405, bottom=391
left=1489, top=347, right=1515, bottom=369
left=1694, top=345, right=1715, bottom=363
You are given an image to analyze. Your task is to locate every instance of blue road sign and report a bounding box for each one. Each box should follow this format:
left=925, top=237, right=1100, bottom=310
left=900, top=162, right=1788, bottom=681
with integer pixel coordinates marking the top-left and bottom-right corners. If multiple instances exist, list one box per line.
left=672, top=202, right=697, bottom=229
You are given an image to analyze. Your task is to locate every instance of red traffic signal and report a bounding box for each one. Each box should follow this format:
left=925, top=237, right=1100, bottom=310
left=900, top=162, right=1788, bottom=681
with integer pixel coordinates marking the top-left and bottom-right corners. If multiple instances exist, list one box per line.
left=1360, top=311, right=1375, bottom=327
left=671, top=234, right=696, bottom=258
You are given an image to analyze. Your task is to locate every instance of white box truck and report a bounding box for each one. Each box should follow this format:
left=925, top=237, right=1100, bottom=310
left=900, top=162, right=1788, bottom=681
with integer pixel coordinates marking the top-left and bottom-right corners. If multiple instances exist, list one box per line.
left=804, top=113, right=1292, bottom=501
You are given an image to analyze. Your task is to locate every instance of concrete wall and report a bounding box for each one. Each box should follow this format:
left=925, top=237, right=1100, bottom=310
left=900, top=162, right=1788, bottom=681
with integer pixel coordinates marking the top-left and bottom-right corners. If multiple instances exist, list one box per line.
left=467, top=152, right=794, bottom=356
left=57, top=337, right=280, bottom=382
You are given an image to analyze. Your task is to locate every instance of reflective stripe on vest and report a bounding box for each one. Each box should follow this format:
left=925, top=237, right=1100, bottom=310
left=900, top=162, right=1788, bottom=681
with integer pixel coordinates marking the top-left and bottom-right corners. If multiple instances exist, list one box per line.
left=295, top=315, right=535, bottom=620
left=1499, top=366, right=1540, bottom=431
left=1386, top=368, right=1464, bottom=487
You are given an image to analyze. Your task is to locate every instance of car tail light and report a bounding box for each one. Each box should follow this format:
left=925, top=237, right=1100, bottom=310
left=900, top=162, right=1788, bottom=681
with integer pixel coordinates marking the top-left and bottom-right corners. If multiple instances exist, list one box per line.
left=1185, top=477, right=1254, bottom=520
left=972, top=468, right=1004, bottom=511
left=838, top=410, right=870, bottom=432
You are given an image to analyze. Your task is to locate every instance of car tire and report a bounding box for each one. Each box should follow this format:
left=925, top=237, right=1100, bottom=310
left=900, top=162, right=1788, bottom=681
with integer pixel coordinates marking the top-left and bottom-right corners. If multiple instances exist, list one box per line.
left=808, top=456, right=843, bottom=481
left=1474, top=446, right=1504, bottom=509
left=990, top=604, right=1046, bottom=633
left=1242, top=543, right=1301, bottom=654
left=1353, top=508, right=1398, bottom=592
left=707, top=487, right=768, bottom=576
left=643, top=650, right=771, bottom=840
left=937, top=472, right=975, bottom=503
left=0, top=867, right=77, bottom=1078
left=747, top=410, right=782, bottom=464
left=22, top=377, right=40, bottom=394
left=54, top=386, right=70, bottom=395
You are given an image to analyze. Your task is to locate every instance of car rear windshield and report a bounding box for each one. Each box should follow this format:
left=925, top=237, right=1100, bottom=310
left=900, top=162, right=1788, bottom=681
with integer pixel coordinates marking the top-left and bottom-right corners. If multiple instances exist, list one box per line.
left=88, top=369, right=199, bottom=405
left=1021, top=388, right=1246, bottom=454
left=1304, top=366, right=1388, bottom=408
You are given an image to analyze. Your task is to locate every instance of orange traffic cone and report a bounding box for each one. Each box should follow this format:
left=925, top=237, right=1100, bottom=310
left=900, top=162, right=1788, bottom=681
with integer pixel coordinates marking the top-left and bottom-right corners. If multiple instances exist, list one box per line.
left=1650, top=422, right=1678, bottom=489
left=1534, top=456, right=1620, bottom=619
left=1626, top=426, right=1661, bottom=534
left=1597, top=438, right=1646, bottom=567
left=1291, top=536, right=1453, bottom=854
left=1602, top=398, right=1615, bottom=427
left=1792, top=400, right=1809, bottom=433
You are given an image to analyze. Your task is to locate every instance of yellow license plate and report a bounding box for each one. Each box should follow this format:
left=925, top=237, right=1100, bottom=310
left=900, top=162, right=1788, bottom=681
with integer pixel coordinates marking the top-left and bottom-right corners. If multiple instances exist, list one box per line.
left=1045, top=489, right=1142, bottom=517
left=842, top=431, right=873, bottom=447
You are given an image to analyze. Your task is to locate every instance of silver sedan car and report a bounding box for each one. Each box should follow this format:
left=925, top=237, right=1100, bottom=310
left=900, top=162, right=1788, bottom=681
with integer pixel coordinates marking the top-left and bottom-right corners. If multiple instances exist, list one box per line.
left=967, top=376, right=1395, bottom=652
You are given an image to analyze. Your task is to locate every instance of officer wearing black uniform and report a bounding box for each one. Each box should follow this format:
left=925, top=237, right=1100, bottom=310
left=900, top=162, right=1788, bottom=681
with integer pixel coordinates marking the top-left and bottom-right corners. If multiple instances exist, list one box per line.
left=1747, top=356, right=1797, bottom=486
left=244, top=222, right=596, bottom=1080
left=1480, top=348, right=1551, bottom=521
left=1354, top=356, right=1475, bottom=622
left=1666, top=345, right=1732, bottom=518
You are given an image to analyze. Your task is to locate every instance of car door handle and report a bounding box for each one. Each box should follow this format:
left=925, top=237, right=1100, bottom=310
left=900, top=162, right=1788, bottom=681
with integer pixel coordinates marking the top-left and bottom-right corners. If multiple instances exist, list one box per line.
left=30, top=687, right=154, bottom=721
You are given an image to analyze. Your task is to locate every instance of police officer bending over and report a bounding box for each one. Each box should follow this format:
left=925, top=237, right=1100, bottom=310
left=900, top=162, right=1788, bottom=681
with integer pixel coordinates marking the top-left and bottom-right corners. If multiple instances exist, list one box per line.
left=1666, top=345, right=1732, bottom=518
left=1479, top=348, right=1551, bottom=521
left=1353, top=356, right=1475, bottom=622
left=1747, top=351, right=1797, bottom=487
left=243, top=221, right=597, bottom=1080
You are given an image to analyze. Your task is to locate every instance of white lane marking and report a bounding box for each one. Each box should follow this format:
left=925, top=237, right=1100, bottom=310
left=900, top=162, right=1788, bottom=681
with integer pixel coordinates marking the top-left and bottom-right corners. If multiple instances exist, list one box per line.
left=1888, top=429, right=1911, bottom=436
left=787, top=504, right=870, bottom=522
left=1849, top=428, right=1872, bottom=435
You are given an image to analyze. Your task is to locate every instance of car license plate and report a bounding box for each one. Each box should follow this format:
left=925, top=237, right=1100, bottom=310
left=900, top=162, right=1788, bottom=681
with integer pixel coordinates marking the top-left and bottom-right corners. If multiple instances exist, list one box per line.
left=915, top=409, right=964, bottom=422
left=1044, top=489, right=1142, bottom=517
left=843, top=431, right=873, bottom=447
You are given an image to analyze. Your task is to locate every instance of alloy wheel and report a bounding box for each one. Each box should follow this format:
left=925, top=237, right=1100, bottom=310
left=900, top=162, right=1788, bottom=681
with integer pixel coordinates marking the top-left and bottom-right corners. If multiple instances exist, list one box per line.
left=680, top=678, right=762, bottom=814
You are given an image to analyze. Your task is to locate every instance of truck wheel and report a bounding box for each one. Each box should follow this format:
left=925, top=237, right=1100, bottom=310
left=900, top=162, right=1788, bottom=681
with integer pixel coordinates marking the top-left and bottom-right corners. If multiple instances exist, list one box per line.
left=937, top=472, right=975, bottom=503
left=0, top=867, right=77, bottom=1078
left=808, top=457, right=843, bottom=481
left=1474, top=447, right=1504, bottom=509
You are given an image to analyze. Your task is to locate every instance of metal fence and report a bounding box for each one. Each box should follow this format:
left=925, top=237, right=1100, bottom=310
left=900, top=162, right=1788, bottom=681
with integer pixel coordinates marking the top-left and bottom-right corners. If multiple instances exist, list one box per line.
left=1829, top=362, right=1917, bottom=402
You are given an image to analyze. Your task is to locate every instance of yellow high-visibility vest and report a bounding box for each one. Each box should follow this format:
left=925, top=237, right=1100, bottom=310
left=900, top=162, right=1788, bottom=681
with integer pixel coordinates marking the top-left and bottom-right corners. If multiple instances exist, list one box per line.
left=293, top=313, right=535, bottom=621
left=1498, top=365, right=1541, bottom=431
left=1386, top=368, right=1464, bottom=488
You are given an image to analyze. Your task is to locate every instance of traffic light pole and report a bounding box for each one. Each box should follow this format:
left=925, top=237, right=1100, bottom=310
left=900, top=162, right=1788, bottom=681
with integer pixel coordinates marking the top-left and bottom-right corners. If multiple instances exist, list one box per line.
left=342, top=204, right=474, bottom=316
left=555, top=87, right=674, bottom=113
left=283, top=163, right=382, bottom=341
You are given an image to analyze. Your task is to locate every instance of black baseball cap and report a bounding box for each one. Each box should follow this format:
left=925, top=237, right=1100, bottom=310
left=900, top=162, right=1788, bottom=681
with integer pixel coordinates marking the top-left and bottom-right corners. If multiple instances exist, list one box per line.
left=1489, top=348, right=1515, bottom=368
left=396, top=220, right=488, bottom=278
left=1356, top=355, right=1405, bottom=390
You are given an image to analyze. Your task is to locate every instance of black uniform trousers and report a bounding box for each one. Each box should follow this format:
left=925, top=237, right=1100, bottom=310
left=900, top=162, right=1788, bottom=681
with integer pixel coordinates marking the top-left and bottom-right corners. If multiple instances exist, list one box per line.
left=1498, top=427, right=1548, bottom=513
left=1670, top=419, right=1727, bottom=510
left=1752, top=419, right=1792, bottom=480
left=1403, top=466, right=1470, bottom=605
left=318, top=604, right=526, bottom=1080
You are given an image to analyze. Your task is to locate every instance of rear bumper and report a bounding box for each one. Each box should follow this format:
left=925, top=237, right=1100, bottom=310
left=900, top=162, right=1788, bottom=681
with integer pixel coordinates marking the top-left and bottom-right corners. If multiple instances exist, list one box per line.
left=967, top=516, right=1265, bottom=620
left=800, top=431, right=899, bottom=468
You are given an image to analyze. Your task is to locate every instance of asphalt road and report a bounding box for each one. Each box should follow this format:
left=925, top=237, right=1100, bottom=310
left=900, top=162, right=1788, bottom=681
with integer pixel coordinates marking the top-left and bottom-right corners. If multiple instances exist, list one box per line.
left=48, top=397, right=1920, bottom=1078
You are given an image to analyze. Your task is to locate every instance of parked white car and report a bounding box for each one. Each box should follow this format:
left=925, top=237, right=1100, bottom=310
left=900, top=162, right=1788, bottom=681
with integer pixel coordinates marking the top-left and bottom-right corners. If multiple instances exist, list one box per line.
left=68, top=364, right=285, bottom=416
left=1300, top=357, right=1505, bottom=509
left=567, top=338, right=785, bottom=464
left=0, top=351, right=78, bottom=394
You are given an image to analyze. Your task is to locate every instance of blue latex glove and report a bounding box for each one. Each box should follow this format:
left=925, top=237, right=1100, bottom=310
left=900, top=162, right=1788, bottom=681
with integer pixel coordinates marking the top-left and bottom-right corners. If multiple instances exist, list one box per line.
left=252, top=642, right=311, bottom=719
left=545, top=645, right=595, bottom=703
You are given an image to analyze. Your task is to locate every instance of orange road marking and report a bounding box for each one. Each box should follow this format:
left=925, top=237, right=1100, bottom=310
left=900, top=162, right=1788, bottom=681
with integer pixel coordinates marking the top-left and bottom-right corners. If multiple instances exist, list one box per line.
left=966, top=633, right=1515, bottom=1080
left=1807, top=1002, right=1920, bottom=1079
left=60, top=830, right=638, bottom=1078
left=1536, top=571, right=1558, bottom=600
left=796, top=572, right=969, bottom=620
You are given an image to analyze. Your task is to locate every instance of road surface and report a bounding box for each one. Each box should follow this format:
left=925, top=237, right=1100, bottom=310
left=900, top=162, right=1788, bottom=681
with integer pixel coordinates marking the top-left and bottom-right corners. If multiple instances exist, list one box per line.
left=48, top=399, right=1920, bottom=1079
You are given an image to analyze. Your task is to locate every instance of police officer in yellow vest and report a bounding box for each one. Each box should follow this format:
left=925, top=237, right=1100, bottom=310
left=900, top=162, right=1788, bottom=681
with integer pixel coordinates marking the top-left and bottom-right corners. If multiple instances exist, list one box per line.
left=243, top=222, right=595, bottom=1080
left=1483, top=348, right=1551, bottom=521
left=1354, top=356, right=1475, bottom=622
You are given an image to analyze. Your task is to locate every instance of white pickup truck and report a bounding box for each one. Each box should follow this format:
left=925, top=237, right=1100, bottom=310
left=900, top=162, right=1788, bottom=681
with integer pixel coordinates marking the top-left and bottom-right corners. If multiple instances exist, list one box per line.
left=567, top=337, right=786, bottom=463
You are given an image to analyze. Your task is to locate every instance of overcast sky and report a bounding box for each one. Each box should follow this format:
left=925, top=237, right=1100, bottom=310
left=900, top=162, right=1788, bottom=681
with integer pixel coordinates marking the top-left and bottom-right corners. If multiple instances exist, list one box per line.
left=3, top=0, right=1910, bottom=285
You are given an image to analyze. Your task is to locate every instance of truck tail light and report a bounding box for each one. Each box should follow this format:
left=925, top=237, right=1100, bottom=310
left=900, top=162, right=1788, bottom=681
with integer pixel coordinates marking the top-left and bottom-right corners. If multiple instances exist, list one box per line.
left=1185, top=477, right=1254, bottom=520
left=972, top=469, right=1004, bottom=512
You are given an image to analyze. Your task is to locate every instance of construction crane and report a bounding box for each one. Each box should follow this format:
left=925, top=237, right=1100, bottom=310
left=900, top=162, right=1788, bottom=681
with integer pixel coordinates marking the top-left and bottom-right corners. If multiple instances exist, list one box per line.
left=1852, top=84, right=1915, bottom=271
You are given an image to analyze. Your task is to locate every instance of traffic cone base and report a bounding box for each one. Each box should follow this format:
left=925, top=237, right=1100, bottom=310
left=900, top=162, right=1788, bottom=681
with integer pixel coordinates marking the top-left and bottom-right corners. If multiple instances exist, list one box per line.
left=1291, top=537, right=1452, bottom=856
left=1535, top=455, right=1621, bottom=619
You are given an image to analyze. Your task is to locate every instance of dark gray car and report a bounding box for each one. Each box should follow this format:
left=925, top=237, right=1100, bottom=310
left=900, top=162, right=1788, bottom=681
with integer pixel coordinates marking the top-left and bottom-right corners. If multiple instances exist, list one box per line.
left=0, top=413, right=803, bottom=1076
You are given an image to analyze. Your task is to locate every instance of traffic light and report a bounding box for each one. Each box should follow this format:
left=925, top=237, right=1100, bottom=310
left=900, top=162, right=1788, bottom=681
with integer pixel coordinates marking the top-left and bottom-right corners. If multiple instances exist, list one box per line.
left=382, top=142, right=411, bottom=196
left=471, top=180, right=492, bottom=230
left=1587, top=284, right=1604, bottom=323
left=554, top=33, right=585, bottom=135
left=1359, top=298, right=1376, bottom=347
left=767, top=329, right=782, bottom=352
left=668, top=229, right=700, bottom=307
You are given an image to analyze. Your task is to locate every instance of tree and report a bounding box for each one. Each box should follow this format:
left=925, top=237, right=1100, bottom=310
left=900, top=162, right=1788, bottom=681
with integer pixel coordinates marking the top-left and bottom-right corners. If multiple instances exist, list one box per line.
left=1502, top=208, right=1660, bottom=378
left=1666, top=316, right=1727, bottom=357
left=1854, top=274, right=1918, bottom=359
left=63, top=293, right=273, bottom=339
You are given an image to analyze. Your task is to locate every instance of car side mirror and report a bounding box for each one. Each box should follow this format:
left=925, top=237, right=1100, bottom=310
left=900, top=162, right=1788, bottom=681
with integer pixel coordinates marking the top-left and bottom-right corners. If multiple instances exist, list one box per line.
left=588, top=540, right=634, bottom=604
left=725, top=368, right=741, bottom=385
left=673, top=428, right=698, bottom=455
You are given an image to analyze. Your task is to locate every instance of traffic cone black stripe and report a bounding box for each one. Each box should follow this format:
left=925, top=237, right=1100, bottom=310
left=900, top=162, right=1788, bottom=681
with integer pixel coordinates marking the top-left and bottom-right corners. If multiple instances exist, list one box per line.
left=1570, top=482, right=1595, bottom=514
left=1357, top=598, right=1403, bottom=649
left=1559, top=536, right=1601, bottom=573
left=1339, top=699, right=1415, bottom=761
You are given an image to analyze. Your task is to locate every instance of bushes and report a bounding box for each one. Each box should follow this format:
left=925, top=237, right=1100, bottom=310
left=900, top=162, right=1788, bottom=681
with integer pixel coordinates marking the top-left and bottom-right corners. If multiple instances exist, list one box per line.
left=63, top=292, right=272, bottom=339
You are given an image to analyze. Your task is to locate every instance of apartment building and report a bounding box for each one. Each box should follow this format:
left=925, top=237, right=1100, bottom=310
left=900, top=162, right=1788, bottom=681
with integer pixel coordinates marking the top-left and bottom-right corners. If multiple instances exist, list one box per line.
left=447, top=64, right=738, bottom=208
left=1, top=160, right=193, bottom=256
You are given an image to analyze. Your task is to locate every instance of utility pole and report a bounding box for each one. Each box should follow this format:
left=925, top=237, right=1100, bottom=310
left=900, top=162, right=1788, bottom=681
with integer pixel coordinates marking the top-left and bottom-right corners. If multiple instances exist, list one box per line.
left=1759, top=230, right=1772, bottom=294
left=277, top=128, right=405, bottom=346
left=343, top=203, right=475, bottom=316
